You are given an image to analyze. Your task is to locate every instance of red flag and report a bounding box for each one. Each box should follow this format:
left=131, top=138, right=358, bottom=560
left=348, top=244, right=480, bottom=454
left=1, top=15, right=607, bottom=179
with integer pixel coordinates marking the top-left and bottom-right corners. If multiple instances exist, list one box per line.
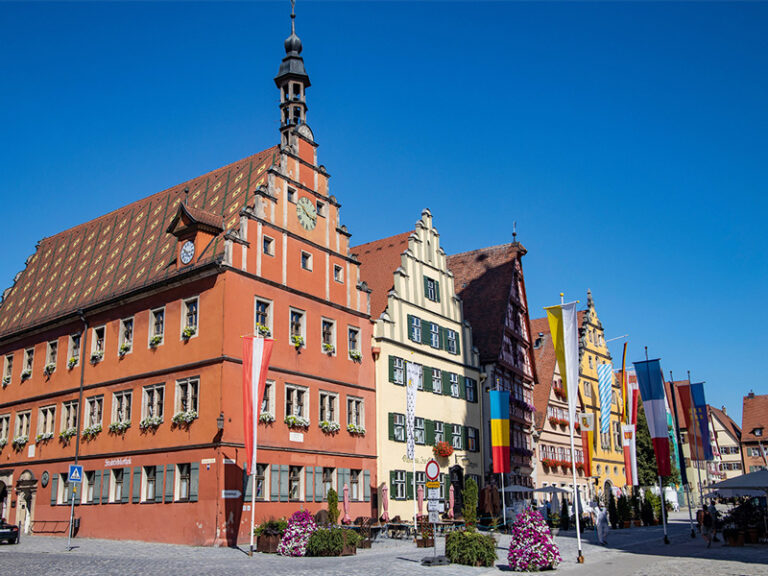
left=242, top=336, right=274, bottom=475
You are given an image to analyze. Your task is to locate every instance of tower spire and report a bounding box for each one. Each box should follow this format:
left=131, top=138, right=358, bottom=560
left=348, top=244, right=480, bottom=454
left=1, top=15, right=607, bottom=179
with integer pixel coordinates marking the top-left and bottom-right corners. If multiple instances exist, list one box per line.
left=275, top=0, right=311, bottom=145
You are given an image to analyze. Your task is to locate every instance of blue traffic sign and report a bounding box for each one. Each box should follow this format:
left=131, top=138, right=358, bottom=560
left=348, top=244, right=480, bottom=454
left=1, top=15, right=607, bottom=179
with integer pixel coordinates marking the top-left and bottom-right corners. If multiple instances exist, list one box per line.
left=68, top=464, right=83, bottom=483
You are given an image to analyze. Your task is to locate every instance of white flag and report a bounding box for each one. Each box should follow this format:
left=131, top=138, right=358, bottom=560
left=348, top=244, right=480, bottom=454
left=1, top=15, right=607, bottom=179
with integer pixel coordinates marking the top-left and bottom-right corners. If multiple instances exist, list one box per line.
left=406, top=362, right=420, bottom=460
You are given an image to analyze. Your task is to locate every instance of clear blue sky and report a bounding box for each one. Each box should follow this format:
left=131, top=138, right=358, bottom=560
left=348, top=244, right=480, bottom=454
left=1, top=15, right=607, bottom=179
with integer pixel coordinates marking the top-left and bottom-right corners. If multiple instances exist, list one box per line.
left=1, top=2, right=766, bottom=424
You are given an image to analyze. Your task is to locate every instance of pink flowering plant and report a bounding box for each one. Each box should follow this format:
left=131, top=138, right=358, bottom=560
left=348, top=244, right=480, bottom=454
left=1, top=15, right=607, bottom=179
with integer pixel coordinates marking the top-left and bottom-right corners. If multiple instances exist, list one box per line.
left=508, top=508, right=562, bottom=572
left=277, top=510, right=317, bottom=557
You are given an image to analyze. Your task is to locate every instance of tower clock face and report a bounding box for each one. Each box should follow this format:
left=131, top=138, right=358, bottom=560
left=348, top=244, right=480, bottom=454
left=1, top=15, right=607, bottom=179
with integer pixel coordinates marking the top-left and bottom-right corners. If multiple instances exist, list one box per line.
left=180, top=240, right=195, bottom=265
left=296, top=196, right=317, bottom=230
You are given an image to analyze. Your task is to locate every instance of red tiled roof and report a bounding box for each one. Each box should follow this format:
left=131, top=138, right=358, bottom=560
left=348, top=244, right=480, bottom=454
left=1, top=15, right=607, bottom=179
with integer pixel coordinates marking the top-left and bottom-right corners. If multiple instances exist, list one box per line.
left=447, top=243, right=523, bottom=363
left=708, top=405, right=741, bottom=443
left=742, top=393, right=768, bottom=443
left=352, top=231, right=412, bottom=319
left=530, top=317, right=556, bottom=431
left=0, top=146, right=279, bottom=338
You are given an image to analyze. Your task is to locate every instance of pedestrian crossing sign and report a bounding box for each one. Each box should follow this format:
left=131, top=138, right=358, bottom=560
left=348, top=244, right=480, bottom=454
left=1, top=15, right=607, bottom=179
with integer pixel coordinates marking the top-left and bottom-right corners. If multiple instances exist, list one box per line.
left=68, top=464, right=83, bottom=483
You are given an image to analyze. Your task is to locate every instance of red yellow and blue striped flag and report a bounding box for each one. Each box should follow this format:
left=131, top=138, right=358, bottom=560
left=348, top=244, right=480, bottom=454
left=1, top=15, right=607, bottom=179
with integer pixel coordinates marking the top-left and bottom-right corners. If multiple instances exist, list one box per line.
left=489, top=390, right=510, bottom=474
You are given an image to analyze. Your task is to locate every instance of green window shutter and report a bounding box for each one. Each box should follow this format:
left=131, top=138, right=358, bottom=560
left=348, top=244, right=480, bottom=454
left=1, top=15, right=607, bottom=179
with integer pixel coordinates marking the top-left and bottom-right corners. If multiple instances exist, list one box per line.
left=435, top=279, right=440, bottom=302
left=190, top=463, right=199, bottom=502
left=50, top=474, right=58, bottom=506
left=93, top=470, right=101, bottom=505
left=153, top=466, right=163, bottom=503
left=423, top=369, right=432, bottom=393
left=440, top=327, right=448, bottom=350
left=423, top=276, right=429, bottom=298
left=459, top=375, right=466, bottom=400
left=407, top=314, right=414, bottom=341
left=165, top=464, right=175, bottom=503
left=102, top=470, right=110, bottom=503
left=462, top=426, right=468, bottom=450
left=74, top=478, right=82, bottom=505
left=121, top=467, right=131, bottom=503
left=454, top=330, right=460, bottom=355
left=442, top=370, right=450, bottom=393
left=388, top=413, right=395, bottom=441
left=388, top=356, right=395, bottom=383
left=132, top=467, right=141, bottom=503
left=390, top=470, right=396, bottom=499
left=270, top=465, right=279, bottom=501
left=340, top=468, right=350, bottom=493
left=421, top=322, right=431, bottom=345
left=305, top=467, right=313, bottom=502
left=363, top=470, right=371, bottom=502
left=280, top=464, right=289, bottom=502
left=315, top=466, right=323, bottom=502
left=473, top=427, right=480, bottom=452
left=406, top=472, right=414, bottom=500
left=243, top=465, right=252, bottom=502
left=425, top=419, right=435, bottom=446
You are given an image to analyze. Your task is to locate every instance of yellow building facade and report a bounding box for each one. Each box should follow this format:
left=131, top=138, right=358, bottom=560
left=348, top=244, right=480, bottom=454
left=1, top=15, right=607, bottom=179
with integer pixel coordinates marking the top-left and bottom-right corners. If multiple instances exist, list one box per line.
left=579, top=290, right=626, bottom=498
left=354, top=210, right=483, bottom=521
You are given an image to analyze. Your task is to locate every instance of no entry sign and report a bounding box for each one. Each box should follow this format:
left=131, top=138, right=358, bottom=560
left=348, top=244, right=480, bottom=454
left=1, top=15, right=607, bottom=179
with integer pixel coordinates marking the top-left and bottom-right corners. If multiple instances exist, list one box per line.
left=425, top=458, right=440, bottom=481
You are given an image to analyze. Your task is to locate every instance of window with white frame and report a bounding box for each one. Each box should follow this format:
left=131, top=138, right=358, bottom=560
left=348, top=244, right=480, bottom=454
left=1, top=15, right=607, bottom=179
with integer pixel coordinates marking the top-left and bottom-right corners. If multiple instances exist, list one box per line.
left=415, top=471, right=425, bottom=493
left=465, top=378, right=477, bottom=402
left=254, top=298, right=273, bottom=337
left=183, top=297, right=198, bottom=336
left=467, top=427, right=478, bottom=452
left=142, top=466, right=157, bottom=502
left=319, top=391, right=338, bottom=424
left=583, top=381, right=592, bottom=397
left=253, top=463, right=267, bottom=500
left=415, top=417, right=425, bottom=444
left=263, top=235, right=275, bottom=256
left=333, top=264, right=343, bottom=283
left=430, top=323, right=440, bottom=348
left=37, top=406, right=56, bottom=438
left=15, top=411, right=31, bottom=438
left=113, top=390, right=132, bottom=424
left=61, top=401, right=78, bottom=433
left=347, top=397, right=364, bottom=428
left=300, top=251, right=312, bottom=271
left=322, top=467, right=335, bottom=499
left=287, top=187, right=296, bottom=203
left=285, top=384, right=307, bottom=419
left=23, top=348, right=34, bottom=376
left=450, top=373, right=460, bottom=398
left=150, top=308, right=165, bottom=345
left=393, top=470, right=406, bottom=499
left=413, top=363, right=423, bottom=390
left=350, top=469, right=361, bottom=500
left=3, top=354, right=13, bottom=383
left=393, top=413, right=405, bottom=442
left=85, top=396, right=103, bottom=427
left=175, top=377, right=199, bottom=415
left=58, top=471, right=72, bottom=505
left=110, top=469, right=124, bottom=502
left=46, top=341, right=58, bottom=367
left=0, top=414, right=9, bottom=443
left=68, top=333, right=81, bottom=366
left=432, top=368, right=442, bottom=394
left=289, top=466, right=302, bottom=501
left=84, top=471, right=96, bottom=504
left=451, top=424, right=463, bottom=450
left=321, top=319, right=335, bottom=352
left=289, top=308, right=305, bottom=344
left=91, top=326, right=105, bottom=358
left=119, top=317, right=134, bottom=354
left=347, top=327, right=359, bottom=355
left=434, top=421, right=445, bottom=443
left=143, top=384, right=165, bottom=421
left=410, top=316, right=421, bottom=342
left=176, top=463, right=191, bottom=501
left=261, top=380, right=275, bottom=417
left=446, top=330, right=458, bottom=354
left=393, top=357, right=405, bottom=385
left=424, top=277, right=438, bottom=302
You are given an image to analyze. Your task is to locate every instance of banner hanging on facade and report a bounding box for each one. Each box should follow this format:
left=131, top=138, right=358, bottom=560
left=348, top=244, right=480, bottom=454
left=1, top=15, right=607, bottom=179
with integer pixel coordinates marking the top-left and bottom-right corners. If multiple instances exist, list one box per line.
left=405, top=362, right=420, bottom=460
left=597, top=363, right=614, bottom=434
left=545, top=301, right=580, bottom=422
left=579, top=412, right=595, bottom=476
left=242, top=336, right=274, bottom=475
left=632, top=358, right=672, bottom=477
left=489, top=390, right=511, bottom=474
left=622, top=424, right=638, bottom=485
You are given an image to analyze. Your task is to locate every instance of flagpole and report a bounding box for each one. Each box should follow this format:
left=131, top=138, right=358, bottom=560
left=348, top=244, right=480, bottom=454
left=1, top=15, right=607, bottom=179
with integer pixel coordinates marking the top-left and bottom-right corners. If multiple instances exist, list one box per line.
left=669, top=371, right=696, bottom=538
left=688, top=370, right=704, bottom=508
left=249, top=384, right=258, bottom=557
left=644, top=347, right=669, bottom=545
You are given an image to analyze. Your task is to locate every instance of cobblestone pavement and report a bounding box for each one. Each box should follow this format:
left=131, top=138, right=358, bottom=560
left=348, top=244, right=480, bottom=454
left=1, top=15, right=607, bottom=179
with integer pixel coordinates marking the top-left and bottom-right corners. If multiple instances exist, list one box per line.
left=0, top=513, right=766, bottom=575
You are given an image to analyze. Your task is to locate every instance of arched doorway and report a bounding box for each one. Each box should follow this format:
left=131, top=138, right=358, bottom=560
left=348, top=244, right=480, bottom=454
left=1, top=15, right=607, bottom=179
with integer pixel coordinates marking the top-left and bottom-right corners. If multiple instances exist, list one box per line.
left=602, top=479, right=613, bottom=505
left=15, top=470, right=37, bottom=534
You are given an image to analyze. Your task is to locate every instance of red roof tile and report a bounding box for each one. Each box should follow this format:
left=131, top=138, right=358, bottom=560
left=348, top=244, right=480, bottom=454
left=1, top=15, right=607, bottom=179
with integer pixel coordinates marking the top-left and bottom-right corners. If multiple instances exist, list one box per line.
left=0, top=146, right=279, bottom=338
left=742, top=393, right=768, bottom=443
left=708, top=405, right=741, bottom=443
left=530, top=317, right=557, bottom=431
left=352, top=231, right=412, bottom=319
left=447, top=243, right=524, bottom=363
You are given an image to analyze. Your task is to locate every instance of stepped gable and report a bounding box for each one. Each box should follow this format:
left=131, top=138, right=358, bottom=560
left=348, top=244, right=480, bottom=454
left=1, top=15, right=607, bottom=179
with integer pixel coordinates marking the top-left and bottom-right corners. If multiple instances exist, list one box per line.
left=447, top=243, right=522, bottom=363
left=352, top=231, right=412, bottom=319
left=0, top=146, right=279, bottom=338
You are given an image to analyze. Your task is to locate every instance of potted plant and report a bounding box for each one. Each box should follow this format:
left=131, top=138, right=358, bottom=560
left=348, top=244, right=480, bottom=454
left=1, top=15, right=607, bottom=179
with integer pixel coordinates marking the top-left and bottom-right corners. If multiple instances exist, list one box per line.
left=2, top=376, right=10, bottom=387
left=82, top=423, right=102, bottom=439
left=433, top=440, right=454, bottom=458
left=416, top=520, right=434, bottom=548
left=259, top=412, right=275, bottom=424
left=320, top=420, right=340, bottom=434
left=348, top=349, right=362, bottom=363
left=44, top=363, right=56, bottom=376
left=291, top=335, right=304, bottom=350
left=68, top=357, right=78, bottom=369
left=508, top=509, right=562, bottom=571
left=618, top=494, right=631, bottom=528
left=172, top=410, right=198, bottom=426
left=327, top=487, right=340, bottom=525
left=20, top=369, right=31, bottom=381
left=446, top=529, right=497, bottom=567
left=322, top=343, right=335, bottom=355
left=35, top=432, right=54, bottom=443
left=277, top=510, right=318, bottom=557
left=59, top=427, right=77, bottom=442
left=256, top=323, right=271, bottom=338
left=12, top=435, right=28, bottom=450
left=109, top=421, right=131, bottom=434
left=548, top=416, right=558, bottom=427
left=139, top=415, right=163, bottom=430
left=255, top=518, right=288, bottom=553
left=182, top=326, right=196, bottom=340
left=547, top=512, right=560, bottom=536
left=0, top=438, right=7, bottom=449
left=149, top=335, right=163, bottom=348
left=347, top=423, right=365, bottom=435
left=306, top=526, right=360, bottom=556
left=90, top=349, right=104, bottom=364
left=284, top=414, right=310, bottom=429
left=119, top=342, right=131, bottom=357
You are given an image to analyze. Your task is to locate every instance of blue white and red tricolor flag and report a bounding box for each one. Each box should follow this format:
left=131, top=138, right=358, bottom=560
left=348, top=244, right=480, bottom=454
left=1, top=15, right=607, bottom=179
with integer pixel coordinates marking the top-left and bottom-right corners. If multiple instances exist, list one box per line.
left=242, top=336, right=274, bottom=475
left=632, top=358, right=672, bottom=477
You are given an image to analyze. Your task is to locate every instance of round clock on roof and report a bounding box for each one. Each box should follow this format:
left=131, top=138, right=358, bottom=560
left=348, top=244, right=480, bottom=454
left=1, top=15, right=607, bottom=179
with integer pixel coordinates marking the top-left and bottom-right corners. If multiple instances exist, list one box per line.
left=296, top=196, right=317, bottom=230
left=180, top=240, right=195, bottom=265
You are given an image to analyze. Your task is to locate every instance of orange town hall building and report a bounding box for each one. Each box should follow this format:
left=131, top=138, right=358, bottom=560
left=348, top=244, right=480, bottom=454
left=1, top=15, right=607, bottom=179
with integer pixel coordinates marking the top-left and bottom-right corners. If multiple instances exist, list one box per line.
left=0, top=10, right=376, bottom=545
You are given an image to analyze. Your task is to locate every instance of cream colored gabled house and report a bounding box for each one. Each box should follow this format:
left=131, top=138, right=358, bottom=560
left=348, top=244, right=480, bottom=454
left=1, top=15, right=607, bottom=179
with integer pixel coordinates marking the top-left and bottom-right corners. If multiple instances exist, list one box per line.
left=353, top=210, right=483, bottom=522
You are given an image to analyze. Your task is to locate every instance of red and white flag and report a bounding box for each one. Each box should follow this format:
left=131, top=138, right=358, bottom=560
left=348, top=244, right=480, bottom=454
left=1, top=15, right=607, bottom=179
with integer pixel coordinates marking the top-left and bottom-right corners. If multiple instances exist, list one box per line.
left=242, top=336, right=274, bottom=475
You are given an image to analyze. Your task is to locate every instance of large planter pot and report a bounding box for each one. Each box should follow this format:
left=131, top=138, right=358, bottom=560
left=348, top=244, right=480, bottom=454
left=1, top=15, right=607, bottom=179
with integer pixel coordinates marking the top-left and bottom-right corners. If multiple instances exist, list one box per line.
left=416, top=538, right=434, bottom=548
left=550, top=528, right=560, bottom=537
left=623, top=521, right=631, bottom=529
left=341, top=544, right=357, bottom=556
left=257, top=533, right=281, bottom=554
left=746, top=529, right=760, bottom=544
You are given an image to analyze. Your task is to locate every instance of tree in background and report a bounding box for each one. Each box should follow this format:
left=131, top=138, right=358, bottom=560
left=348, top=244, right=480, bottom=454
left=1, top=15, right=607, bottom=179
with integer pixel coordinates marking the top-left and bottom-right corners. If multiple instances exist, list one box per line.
left=560, top=493, right=570, bottom=531
left=608, top=490, right=619, bottom=529
left=635, top=404, right=681, bottom=487
left=327, top=488, right=339, bottom=525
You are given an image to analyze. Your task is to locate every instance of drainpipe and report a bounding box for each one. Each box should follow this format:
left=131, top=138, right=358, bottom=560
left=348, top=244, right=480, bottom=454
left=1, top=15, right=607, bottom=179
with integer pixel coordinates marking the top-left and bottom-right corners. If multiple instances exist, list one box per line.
left=67, top=310, right=88, bottom=551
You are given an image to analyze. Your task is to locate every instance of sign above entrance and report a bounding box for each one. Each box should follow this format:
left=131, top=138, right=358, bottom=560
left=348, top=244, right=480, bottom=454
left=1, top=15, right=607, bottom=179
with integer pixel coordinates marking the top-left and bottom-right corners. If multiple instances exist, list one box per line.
left=425, top=459, right=440, bottom=481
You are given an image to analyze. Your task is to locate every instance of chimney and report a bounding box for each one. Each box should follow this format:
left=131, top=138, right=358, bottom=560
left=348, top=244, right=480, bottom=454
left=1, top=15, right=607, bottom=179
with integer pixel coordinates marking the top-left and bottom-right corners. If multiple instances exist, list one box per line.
left=721, top=405, right=727, bottom=415
left=748, top=391, right=755, bottom=399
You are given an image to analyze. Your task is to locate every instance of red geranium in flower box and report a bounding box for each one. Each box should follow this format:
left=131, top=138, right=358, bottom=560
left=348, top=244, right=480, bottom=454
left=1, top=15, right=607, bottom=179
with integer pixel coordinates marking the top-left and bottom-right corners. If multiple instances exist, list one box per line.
left=433, top=440, right=454, bottom=458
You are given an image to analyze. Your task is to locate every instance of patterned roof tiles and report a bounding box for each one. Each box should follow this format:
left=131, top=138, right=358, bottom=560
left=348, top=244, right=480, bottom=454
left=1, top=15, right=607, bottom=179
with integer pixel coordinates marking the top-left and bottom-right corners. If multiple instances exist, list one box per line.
left=0, top=146, right=278, bottom=338
left=352, top=231, right=412, bottom=319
